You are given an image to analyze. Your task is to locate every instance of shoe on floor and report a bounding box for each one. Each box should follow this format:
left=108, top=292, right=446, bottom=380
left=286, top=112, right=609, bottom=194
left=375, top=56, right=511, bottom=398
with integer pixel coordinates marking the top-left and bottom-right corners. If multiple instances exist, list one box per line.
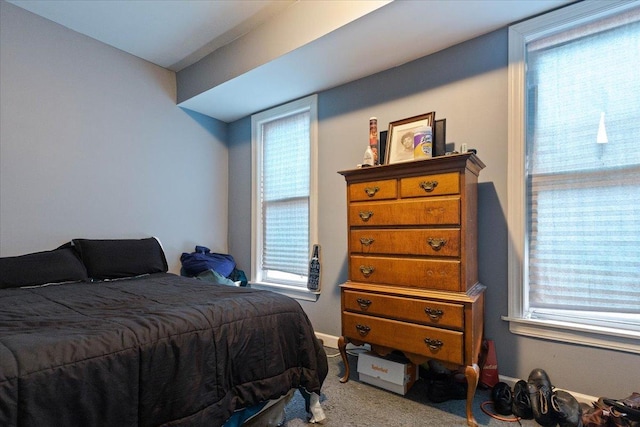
left=603, top=392, right=640, bottom=421
left=427, top=377, right=467, bottom=403
left=425, top=359, right=452, bottom=379
left=491, top=382, right=513, bottom=415
left=425, top=360, right=467, bottom=403
left=512, top=379, right=534, bottom=419
left=528, top=368, right=557, bottom=427
left=552, top=390, right=583, bottom=427
left=581, top=401, right=608, bottom=427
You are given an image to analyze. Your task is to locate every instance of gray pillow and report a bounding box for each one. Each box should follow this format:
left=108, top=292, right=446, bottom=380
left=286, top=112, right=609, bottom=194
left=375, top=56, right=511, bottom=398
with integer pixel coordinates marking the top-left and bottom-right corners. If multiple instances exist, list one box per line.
left=0, top=247, right=88, bottom=289
left=72, top=237, right=168, bottom=280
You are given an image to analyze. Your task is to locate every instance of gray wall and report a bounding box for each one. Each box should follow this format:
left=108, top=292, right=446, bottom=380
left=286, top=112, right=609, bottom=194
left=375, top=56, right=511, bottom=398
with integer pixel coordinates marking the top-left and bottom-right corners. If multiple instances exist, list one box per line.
left=228, top=29, right=640, bottom=398
left=0, top=1, right=229, bottom=271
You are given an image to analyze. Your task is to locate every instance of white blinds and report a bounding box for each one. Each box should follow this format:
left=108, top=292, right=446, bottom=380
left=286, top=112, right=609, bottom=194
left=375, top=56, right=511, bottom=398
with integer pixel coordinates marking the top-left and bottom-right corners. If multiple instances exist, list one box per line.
left=526, top=10, right=640, bottom=317
left=261, top=111, right=310, bottom=277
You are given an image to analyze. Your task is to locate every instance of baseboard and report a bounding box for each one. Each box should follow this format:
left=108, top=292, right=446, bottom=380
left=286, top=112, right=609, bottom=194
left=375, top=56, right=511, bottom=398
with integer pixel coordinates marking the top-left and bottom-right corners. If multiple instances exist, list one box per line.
left=315, top=332, right=339, bottom=349
left=315, top=333, right=598, bottom=405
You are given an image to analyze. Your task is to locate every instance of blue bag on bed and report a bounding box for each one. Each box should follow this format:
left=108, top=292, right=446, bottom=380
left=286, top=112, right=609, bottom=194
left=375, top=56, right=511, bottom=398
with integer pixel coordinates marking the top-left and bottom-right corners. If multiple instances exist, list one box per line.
left=180, top=246, right=236, bottom=277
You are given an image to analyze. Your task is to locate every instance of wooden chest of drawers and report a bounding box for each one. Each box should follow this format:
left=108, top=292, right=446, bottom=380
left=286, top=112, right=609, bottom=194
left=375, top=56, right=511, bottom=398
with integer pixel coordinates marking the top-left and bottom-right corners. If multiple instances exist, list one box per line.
left=338, top=153, right=485, bottom=427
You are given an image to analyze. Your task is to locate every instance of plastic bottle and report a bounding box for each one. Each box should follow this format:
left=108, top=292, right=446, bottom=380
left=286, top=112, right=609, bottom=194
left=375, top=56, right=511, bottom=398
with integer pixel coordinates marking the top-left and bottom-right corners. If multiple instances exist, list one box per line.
left=413, top=125, right=433, bottom=159
left=369, top=117, right=379, bottom=164
left=363, top=145, right=374, bottom=166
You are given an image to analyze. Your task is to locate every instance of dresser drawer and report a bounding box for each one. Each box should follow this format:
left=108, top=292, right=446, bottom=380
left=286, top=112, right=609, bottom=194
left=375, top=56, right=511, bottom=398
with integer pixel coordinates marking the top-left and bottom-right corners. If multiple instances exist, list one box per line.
left=343, top=290, right=464, bottom=329
left=348, top=197, right=460, bottom=226
left=349, top=179, right=397, bottom=201
left=350, top=255, right=461, bottom=291
left=350, top=228, right=460, bottom=257
left=343, top=312, right=464, bottom=364
left=400, top=172, right=460, bottom=198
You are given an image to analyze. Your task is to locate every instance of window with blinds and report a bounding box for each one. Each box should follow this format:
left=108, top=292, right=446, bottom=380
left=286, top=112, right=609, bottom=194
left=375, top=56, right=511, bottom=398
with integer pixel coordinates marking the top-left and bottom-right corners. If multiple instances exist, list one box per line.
left=261, top=112, right=310, bottom=279
left=526, top=7, right=640, bottom=329
left=508, top=1, right=640, bottom=351
left=251, top=95, right=318, bottom=298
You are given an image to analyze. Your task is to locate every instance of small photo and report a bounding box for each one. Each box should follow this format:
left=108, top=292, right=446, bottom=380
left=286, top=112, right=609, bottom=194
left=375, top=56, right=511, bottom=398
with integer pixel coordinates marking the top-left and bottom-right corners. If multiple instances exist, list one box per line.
left=385, top=112, right=435, bottom=164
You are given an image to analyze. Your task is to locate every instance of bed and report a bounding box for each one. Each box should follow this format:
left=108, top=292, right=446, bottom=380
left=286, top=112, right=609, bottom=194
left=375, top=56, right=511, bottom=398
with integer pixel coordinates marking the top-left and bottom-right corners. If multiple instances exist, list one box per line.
left=0, top=238, right=328, bottom=426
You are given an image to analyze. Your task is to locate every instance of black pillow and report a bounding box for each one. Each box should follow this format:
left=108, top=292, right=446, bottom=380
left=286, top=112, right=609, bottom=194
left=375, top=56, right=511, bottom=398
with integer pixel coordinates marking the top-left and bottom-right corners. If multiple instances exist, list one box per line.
left=0, top=247, right=88, bottom=289
left=72, top=237, right=168, bottom=280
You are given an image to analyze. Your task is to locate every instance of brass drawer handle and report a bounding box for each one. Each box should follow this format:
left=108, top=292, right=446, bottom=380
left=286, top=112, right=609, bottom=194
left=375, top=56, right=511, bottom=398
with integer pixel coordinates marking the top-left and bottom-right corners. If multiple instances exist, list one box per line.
left=419, top=180, right=439, bottom=192
left=427, top=238, right=447, bottom=251
left=424, top=338, right=444, bottom=351
left=356, top=324, right=371, bottom=337
left=359, top=237, right=375, bottom=246
left=359, top=265, right=375, bottom=277
left=356, top=298, right=372, bottom=310
left=359, top=211, right=374, bottom=222
left=424, top=307, right=444, bottom=321
left=364, top=186, right=379, bottom=197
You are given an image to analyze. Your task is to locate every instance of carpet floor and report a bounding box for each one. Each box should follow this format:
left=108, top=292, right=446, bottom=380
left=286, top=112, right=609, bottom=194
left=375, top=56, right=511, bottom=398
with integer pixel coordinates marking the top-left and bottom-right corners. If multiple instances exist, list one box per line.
left=282, top=347, right=539, bottom=427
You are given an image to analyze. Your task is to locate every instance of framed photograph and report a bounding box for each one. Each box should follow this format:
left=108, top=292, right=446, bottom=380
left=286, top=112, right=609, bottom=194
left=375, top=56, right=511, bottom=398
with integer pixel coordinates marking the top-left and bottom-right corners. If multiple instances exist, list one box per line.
left=385, top=112, right=436, bottom=164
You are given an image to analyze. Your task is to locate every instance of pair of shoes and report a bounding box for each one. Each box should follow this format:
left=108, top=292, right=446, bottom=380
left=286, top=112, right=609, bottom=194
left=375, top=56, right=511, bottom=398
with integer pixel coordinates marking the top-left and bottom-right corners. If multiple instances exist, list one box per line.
left=512, top=379, right=534, bottom=419
left=491, top=382, right=513, bottom=415
left=424, top=360, right=467, bottom=403
left=527, top=368, right=583, bottom=427
left=552, top=390, right=583, bottom=427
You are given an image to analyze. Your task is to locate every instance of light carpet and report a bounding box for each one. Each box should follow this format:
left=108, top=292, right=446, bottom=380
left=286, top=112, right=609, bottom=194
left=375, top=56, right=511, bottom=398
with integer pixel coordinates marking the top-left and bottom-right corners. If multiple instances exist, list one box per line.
left=282, top=347, right=539, bottom=427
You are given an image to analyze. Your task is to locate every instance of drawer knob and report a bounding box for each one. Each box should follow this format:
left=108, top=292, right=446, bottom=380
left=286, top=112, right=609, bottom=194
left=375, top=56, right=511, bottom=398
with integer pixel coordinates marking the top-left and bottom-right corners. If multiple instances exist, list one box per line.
left=359, top=265, right=375, bottom=277
left=424, top=307, right=444, bottom=320
left=356, top=324, right=371, bottom=337
left=358, top=211, right=374, bottom=222
left=427, top=238, right=447, bottom=251
left=364, top=186, right=379, bottom=197
left=419, top=180, right=439, bottom=192
left=359, top=237, right=375, bottom=246
left=424, top=338, right=444, bottom=351
left=356, top=298, right=372, bottom=310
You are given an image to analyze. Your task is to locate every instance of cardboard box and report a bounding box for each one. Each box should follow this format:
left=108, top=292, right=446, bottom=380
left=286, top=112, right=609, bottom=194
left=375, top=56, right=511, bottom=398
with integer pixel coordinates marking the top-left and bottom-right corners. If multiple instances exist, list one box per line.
left=357, top=351, right=418, bottom=395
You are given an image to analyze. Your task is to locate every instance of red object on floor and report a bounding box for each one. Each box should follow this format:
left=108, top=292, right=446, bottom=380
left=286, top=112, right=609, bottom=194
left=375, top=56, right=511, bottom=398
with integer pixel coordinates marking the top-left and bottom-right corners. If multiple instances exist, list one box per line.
left=480, top=339, right=499, bottom=388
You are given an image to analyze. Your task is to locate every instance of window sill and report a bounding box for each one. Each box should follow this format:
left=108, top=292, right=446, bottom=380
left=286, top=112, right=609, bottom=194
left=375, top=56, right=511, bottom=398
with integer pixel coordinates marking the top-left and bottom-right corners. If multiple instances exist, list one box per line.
left=502, top=316, right=640, bottom=355
left=249, top=281, right=320, bottom=302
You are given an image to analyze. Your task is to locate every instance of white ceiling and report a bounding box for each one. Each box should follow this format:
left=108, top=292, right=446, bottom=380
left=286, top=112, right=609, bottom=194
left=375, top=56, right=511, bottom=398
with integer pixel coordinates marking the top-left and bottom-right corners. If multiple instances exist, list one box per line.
left=7, top=0, right=297, bottom=71
left=7, top=0, right=573, bottom=122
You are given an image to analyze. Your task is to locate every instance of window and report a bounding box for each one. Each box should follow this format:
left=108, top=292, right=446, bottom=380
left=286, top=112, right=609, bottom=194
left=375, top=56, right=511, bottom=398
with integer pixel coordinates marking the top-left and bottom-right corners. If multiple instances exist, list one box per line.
left=506, top=1, right=640, bottom=353
left=250, top=95, right=318, bottom=301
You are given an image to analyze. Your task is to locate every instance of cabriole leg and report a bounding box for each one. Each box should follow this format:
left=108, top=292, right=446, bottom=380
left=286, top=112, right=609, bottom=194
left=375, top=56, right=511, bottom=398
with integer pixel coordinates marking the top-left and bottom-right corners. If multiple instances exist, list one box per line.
left=338, top=336, right=350, bottom=383
left=464, top=364, right=480, bottom=427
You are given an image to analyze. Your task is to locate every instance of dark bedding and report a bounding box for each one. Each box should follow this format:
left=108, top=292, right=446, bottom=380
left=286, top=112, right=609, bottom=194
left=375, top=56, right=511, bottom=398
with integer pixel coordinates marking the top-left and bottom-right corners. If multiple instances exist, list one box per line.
left=0, top=273, right=328, bottom=426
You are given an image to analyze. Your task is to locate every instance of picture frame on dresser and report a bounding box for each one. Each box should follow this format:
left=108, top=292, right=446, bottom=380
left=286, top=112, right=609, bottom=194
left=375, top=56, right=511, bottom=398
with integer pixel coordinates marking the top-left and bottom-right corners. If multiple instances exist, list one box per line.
left=385, top=112, right=435, bottom=164
left=434, top=118, right=446, bottom=157
left=378, top=130, right=388, bottom=165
